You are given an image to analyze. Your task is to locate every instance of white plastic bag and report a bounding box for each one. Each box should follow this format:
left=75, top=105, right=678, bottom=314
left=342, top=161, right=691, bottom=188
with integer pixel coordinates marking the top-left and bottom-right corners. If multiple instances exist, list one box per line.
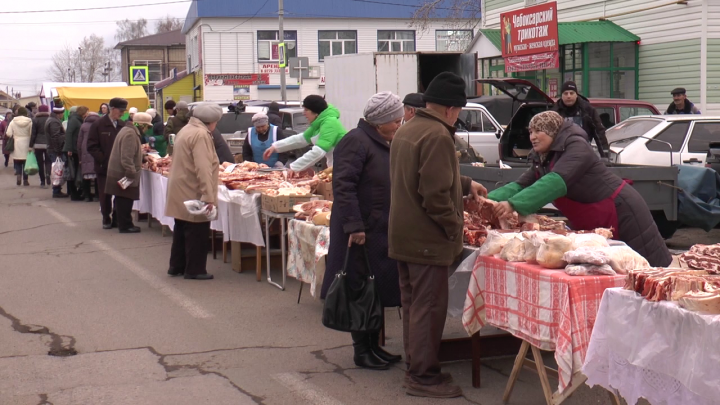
left=117, top=177, right=134, bottom=190
left=565, top=264, right=617, bottom=276
left=479, top=231, right=515, bottom=256
left=537, top=235, right=573, bottom=269
left=569, top=233, right=610, bottom=249
left=183, top=200, right=218, bottom=221
left=51, top=157, right=64, bottom=186
left=600, top=246, right=650, bottom=275
left=563, top=247, right=611, bottom=266
left=500, top=235, right=526, bottom=262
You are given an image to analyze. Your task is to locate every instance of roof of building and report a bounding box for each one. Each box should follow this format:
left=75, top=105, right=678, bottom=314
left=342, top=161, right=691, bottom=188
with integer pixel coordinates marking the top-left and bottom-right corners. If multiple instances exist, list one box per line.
left=115, top=29, right=186, bottom=49
left=182, top=0, right=472, bottom=33
left=155, top=70, right=190, bottom=91
left=473, top=20, right=640, bottom=52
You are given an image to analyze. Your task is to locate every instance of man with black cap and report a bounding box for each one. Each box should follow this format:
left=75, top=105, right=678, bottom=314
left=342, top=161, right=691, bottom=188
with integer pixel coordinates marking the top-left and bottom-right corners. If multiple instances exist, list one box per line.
left=553, top=81, right=609, bottom=156
left=87, top=97, right=127, bottom=229
left=389, top=72, right=487, bottom=399
left=666, top=87, right=702, bottom=115
left=402, top=93, right=425, bottom=123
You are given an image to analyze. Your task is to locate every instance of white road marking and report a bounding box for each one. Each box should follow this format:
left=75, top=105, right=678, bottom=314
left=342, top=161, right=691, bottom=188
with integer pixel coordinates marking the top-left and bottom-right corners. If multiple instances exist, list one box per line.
left=89, top=240, right=213, bottom=319
left=44, top=207, right=77, bottom=227
left=273, top=372, right=345, bottom=405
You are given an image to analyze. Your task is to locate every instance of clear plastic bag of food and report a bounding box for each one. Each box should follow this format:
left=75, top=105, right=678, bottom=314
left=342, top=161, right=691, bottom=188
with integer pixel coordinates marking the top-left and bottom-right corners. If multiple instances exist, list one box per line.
left=500, top=235, right=526, bottom=262
left=563, top=247, right=611, bottom=266
left=522, top=231, right=554, bottom=264
left=183, top=200, right=218, bottom=221
left=478, top=231, right=515, bottom=256
left=600, top=245, right=650, bottom=275
left=569, top=233, right=610, bottom=249
left=537, top=235, right=573, bottom=269
left=565, top=264, right=617, bottom=276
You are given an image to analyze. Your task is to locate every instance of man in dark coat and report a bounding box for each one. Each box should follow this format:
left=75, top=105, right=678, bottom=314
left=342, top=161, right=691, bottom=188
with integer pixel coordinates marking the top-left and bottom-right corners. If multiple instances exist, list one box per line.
left=389, top=73, right=487, bottom=399
left=87, top=97, right=127, bottom=229
left=665, top=87, right=702, bottom=114
left=267, top=101, right=283, bottom=127
left=553, top=81, right=609, bottom=156
left=402, top=93, right=425, bottom=123
left=46, top=106, right=68, bottom=198
left=30, top=105, right=51, bottom=188
left=164, top=100, right=190, bottom=155
left=212, top=129, right=234, bottom=164
left=63, top=106, right=87, bottom=200
left=323, top=91, right=405, bottom=372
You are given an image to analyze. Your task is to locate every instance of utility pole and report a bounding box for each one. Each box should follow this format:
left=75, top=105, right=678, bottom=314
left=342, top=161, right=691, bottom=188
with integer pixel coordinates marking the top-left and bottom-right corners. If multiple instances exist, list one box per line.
left=279, top=0, right=286, bottom=102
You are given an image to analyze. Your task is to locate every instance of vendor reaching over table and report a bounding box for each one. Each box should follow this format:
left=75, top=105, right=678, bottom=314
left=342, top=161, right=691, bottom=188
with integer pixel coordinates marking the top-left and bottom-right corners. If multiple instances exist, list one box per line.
left=488, top=111, right=672, bottom=267
left=262, top=95, right=346, bottom=172
left=243, top=112, right=287, bottom=167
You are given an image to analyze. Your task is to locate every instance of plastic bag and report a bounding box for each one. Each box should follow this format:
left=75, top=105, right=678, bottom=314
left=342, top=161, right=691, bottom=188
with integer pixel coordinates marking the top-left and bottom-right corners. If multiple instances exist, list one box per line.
left=500, top=235, right=526, bottom=262
left=63, top=158, right=76, bottom=182
left=117, top=177, right=134, bottom=190
left=479, top=231, right=515, bottom=256
left=24, top=151, right=38, bottom=175
left=600, top=246, right=649, bottom=275
left=569, top=233, right=610, bottom=249
left=522, top=231, right=554, bottom=264
left=51, top=157, right=64, bottom=186
left=537, top=235, right=573, bottom=269
left=183, top=200, right=218, bottom=221
left=565, top=264, right=617, bottom=276
left=563, top=247, right=611, bottom=266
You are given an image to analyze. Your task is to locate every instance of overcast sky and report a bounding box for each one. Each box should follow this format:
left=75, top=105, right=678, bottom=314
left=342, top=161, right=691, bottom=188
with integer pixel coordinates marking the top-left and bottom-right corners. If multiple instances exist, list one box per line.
left=0, top=0, right=189, bottom=95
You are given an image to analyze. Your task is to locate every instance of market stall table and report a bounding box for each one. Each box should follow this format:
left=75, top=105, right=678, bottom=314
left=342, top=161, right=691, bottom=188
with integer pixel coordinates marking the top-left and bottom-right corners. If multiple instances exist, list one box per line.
left=133, top=170, right=174, bottom=230
left=583, top=288, right=720, bottom=405
left=462, top=255, right=625, bottom=405
left=262, top=210, right=297, bottom=291
left=286, top=219, right=329, bottom=300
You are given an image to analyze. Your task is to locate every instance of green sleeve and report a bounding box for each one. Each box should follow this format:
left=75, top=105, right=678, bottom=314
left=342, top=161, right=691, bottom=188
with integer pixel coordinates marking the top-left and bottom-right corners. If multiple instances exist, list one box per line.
left=488, top=182, right=523, bottom=202
left=315, top=119, right=347, bottom=152
left=508, top=172, right=567, bottom=216
left=154, top=136, right=168, bottom=157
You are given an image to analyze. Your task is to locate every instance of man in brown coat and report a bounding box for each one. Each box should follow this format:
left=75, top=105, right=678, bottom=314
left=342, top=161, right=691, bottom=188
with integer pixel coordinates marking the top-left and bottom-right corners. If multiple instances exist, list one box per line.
left=165, top=102, right=221, bottom=280
left=389, top=72, right=487, bottom=399
left=105, top=112, right=152, bottom=234
left=87, top=97, right=127, bottom=229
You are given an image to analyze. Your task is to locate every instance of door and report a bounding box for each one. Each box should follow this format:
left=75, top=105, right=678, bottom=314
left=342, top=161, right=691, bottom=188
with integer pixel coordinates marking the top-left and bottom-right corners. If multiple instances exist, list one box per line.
left=643, top=121, right=692, bottom=166
left=457, top=107, right=501, bottom=164
left=475, top=78, right=555, bottom=104
left=682, top=121, right=720, bottom=165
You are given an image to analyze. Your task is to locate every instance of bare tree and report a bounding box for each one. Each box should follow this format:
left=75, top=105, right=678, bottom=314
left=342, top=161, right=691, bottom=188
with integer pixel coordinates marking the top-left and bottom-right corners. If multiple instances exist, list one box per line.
left=155, top=15, right=184, bottom=33
left=411, top=0, right=482, bottom=33
left=115, top=18, right=149, bottom=42
left=48, top=45, right=77, bottom=82
left=78, top=34, right=106, bottom=82
left=102, top=48, right=122, bottom=82
left=48, top=35, right=116, bottom=83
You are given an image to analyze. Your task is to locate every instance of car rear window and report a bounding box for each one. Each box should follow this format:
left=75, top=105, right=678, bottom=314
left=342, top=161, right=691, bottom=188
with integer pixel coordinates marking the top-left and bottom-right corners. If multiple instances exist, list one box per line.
left=216, top=113, right=253, bottom=135
left=606, top=118, right=663, bottom=147
left=293, top=113, right=309, bottom=132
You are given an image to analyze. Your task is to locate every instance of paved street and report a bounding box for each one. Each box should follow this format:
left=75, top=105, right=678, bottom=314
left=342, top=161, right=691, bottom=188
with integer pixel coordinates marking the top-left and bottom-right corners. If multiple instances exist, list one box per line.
left=1, top=165, right=700, bottom=405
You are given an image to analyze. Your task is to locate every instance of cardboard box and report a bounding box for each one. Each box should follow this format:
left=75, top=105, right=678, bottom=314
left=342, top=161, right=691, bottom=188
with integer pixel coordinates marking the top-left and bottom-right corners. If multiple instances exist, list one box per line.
left=316, top=181, right=333, bottom=201
left=261, top=194, right=320, bottom=213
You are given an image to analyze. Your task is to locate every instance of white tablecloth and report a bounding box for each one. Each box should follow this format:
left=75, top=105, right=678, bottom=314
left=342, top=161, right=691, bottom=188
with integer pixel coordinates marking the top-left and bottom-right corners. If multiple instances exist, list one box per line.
left=132, top=170, right=174, bottom=230
left=583, top=288, right=720, bottom=405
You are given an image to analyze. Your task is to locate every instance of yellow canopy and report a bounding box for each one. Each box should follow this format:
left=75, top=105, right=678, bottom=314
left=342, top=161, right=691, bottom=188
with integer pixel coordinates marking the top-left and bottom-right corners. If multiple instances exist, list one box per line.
left=56, top=86, right=149, bottom=112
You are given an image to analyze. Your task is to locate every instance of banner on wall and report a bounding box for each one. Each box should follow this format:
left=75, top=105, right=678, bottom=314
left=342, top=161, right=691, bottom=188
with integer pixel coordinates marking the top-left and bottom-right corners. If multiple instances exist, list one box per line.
left=233, top=85, right=250, bottom=100
left=500, top=1, right=559, bottom=72
left=259, top=64, right=290, bottom=74
left=549, top=78, right=559, bottom=96
left=204, top=74, right=269, bottom=86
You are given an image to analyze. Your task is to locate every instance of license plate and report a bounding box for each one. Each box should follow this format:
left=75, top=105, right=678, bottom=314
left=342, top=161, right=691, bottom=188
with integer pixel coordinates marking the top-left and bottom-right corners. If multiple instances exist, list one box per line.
left=228, top=140, right=242, bottom=146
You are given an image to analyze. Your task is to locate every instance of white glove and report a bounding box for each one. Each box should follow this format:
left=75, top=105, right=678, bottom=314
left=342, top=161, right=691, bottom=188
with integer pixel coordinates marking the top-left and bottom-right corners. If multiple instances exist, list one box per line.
left=274, top=161, right=285, bottom=168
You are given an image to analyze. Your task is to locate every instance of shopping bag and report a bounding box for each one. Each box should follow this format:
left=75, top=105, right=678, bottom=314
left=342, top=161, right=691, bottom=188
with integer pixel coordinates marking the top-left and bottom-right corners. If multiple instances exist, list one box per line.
left=51, top=157, right=65, bottom=186
left=63, top=158, right=76, bottom=182
left=24, top=151, right=38, bottom=175
left=322, top=245, right=383, bottom=333
left=2, top=137, right=13, bottom=154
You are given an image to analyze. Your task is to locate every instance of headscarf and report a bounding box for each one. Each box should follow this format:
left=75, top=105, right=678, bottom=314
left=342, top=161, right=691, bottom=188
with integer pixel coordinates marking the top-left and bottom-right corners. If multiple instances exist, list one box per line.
left=252, top=112, right=269, bottom=127
left=528, top=111, right=564, bottom=138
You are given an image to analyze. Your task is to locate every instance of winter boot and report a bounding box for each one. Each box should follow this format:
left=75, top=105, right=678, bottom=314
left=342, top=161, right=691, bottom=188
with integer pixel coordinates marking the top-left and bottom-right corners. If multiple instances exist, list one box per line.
left=351, top=332, right=389, bottom=370
left=370, top=332, right=402, bottom=364
left=16, top=175, right=21, bottom=186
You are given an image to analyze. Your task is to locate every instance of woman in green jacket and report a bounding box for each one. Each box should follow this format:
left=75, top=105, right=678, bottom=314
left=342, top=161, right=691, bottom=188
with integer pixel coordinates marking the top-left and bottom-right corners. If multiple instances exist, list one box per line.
left=146, top=108, right=168, bottom=157
left=262, top=95, right=346, bottom=172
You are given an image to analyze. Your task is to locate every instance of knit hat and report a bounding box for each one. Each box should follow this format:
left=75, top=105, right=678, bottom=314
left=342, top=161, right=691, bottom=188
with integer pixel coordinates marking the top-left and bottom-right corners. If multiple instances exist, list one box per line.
left=129, top=107, right=138, bottom=114
left=529, top=111, right=564, bottom=138
left=146, top=108, right=157, bottom=119
left=176, top=101, right=189, bottom=110
left=132, top=112, right=152, bottom=125
left=52, top=106, right=64, bottom=114
left=561, top=81, right=578, bottom=94
left=303, top=95, right=328, bottom=115
left=164, top=100, right=176, bottom=110
left=252, top=112, right=269, bottom=126
left=363, top=91, right=404, bottom=125
left=423, top=72, right=467, bottom=107
left=17, top=107, right=28, bottom=116
left=109, top=98, right=128, bottom=110
left=192, top=102, right=223, bottom=123
left=402, top=93, right=425, bottom=108
left=268, top=101, right=280, bottom=113
left=38, top=105, right=49, bottom=113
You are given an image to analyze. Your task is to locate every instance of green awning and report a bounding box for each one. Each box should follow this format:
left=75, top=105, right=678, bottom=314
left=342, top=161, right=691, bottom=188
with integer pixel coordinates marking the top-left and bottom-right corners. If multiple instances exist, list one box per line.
left=479, top=20, right=639, bottom=50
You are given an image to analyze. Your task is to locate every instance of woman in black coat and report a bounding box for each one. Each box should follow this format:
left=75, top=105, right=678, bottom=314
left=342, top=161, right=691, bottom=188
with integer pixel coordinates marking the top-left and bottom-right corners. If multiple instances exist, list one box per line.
left=322, top=92, right=404, bottom=371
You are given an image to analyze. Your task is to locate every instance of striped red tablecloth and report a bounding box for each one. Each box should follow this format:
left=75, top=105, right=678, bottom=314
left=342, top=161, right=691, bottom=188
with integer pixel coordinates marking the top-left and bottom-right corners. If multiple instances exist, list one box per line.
left=462, top=255, right=625, bottom=393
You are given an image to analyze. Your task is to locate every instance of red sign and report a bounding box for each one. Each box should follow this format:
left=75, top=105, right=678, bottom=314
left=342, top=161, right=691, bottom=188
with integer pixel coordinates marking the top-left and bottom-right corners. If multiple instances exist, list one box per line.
left=259, top=64, right=290, bottom=74
left=204, top=74, right=270, bottom=86
left=505, top=52, right=559, bottom=73
left=501, top=1, right=559, bottom=72
left=549, top=78, right=559, bottom=96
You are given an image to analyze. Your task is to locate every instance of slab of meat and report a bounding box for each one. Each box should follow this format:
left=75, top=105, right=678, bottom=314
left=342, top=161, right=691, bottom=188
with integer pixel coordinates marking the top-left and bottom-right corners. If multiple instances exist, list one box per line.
left=678, top=291, right=720, bottom=314
left=679, top=244, right=720, bottom=274
left=625, top=268, right=720, bottom=303
left=464, top=228, right=488, bottom=247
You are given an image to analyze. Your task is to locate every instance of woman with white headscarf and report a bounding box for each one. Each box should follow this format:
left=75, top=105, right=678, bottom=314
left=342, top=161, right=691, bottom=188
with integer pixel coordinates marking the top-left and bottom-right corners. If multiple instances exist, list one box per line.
left=242, top=112, right=287, bottom=166
left=321, top=91, right=404, bottom=370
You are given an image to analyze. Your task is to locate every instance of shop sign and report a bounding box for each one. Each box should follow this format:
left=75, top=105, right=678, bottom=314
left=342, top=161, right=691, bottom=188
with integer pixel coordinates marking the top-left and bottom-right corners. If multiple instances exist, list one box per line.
left=319, top=76, right=325, bottom=87
left=548, top=78, right=559, bottom=97
left=501, top=1, right=559, bottom=72
left=233, top=85, right=250, bottom=100
left=259, top=64, right=290, bottom=74
left=204, top=74, right=269, bottom=86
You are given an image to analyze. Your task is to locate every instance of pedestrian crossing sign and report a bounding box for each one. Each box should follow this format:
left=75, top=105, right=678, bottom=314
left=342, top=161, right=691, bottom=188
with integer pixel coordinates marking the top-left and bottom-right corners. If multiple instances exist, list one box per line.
left=129, top=66, right=149, bottom=85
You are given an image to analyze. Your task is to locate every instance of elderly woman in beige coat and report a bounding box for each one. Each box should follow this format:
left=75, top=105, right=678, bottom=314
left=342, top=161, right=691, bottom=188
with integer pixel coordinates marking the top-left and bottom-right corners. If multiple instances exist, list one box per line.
left=165, top=102, right=222, bottom=280
left=106, top=112, right=152, bottom=234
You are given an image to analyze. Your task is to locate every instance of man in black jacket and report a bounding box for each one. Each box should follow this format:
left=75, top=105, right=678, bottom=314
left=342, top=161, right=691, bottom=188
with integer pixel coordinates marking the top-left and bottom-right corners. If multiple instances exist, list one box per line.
left=665, top=87, right=702, bottom=114
left=552, top=81, right=609, bottom=156
left=87, top=98, right=127, bottom=229
left=45, top=106, right=68, bottom=198
left=267, top=101, right=283, bottom=127
left=29, top=105, right=51, bottom=188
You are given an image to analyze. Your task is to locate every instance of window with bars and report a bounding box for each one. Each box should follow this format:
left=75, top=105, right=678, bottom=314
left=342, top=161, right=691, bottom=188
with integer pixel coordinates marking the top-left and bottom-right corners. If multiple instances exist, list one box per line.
left=257, top=30, right=297, bottom=62
left=377, top=30, right=415, bottom=52
left=132, top=60, right=162, bottom=82
left=436, top=30, right=473, bottom=51
left=318, top=31, right=357, bottom=61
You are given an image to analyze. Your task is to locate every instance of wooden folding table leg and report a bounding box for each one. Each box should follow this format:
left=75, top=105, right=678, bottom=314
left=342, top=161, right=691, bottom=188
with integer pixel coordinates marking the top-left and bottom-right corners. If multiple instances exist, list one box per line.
left=223, top=241, right=228, bottom=263
left=530, top=345, right=554, bottom=405
left=297, top=283, right=303, bottom=304
left=471, top=332, right=481, bottom=388
left=503, top=340, right=530, bottom=404
left=256, top=245, right=262, bottom=281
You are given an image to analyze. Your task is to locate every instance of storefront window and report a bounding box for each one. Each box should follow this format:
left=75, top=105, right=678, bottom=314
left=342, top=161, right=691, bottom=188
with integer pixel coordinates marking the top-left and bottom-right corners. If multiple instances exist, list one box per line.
left=613, top=70, right=635, bottom=99
left=613, top=42, right=636, bottom=67
left=589, top=43, right=611, bottom=68
left=589, top=71, right=611, bottom=98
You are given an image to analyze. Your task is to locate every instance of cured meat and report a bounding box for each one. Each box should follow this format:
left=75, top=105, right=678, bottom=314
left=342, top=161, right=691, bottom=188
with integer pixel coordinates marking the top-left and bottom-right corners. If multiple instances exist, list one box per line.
left=625, top=268, right=720, bottom=303
left=293, top=200, right=333, bottom=222
left=678, top=291, right=720, bottom=314
left=679, top=244, right=720, bottom=274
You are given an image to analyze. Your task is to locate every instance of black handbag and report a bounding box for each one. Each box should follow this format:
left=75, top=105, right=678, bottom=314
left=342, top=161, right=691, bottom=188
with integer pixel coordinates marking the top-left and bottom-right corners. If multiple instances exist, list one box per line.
left=322, top=245, right=383, bottom=333
left=2, top=136, right=13, bottom=154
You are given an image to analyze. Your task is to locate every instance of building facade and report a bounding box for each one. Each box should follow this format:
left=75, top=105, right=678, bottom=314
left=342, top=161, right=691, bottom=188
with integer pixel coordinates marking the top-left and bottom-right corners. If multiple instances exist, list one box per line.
left=115, top=30, right=187, bottom=108
left=470, top=0, right=720, bottom=114
left=182, top=0, right=473, bottom=101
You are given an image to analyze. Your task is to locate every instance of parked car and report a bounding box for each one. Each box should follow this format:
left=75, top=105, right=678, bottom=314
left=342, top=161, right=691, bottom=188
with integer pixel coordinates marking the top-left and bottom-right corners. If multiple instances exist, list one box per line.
left=476, top=78, right=661, bottom=163
left=216, top=112, right=255, bottom=155
left=606, top=115, right=720, bottom=166
left=455, top=103, right=504, bottom=164
left=706, top=142, right=720, bottom=172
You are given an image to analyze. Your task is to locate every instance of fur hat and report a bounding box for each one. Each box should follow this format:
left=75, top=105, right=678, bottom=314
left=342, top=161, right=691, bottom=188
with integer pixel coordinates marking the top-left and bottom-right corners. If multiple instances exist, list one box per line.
left=363, top=91, right=404, bottom=125
left=176, top=101, right=189, bottom=110
left=129, top=107, right=138, bottom=114
left=38, top=105, right=49, bottom=113
left=109, top=98, right=128, bottom=110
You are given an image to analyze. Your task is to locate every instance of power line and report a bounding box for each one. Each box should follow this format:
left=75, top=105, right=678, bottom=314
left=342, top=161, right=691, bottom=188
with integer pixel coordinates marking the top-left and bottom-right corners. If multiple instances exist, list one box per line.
left=0, top=17, right=185, bottom=26
left=0, top=0, right=193, bottom=14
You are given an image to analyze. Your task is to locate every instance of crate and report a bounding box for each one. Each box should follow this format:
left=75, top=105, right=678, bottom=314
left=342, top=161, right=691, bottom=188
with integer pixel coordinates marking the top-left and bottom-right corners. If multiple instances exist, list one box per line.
left=316, top=181, right=333, bottom=201
left=261, top=194, right=320, bottom=213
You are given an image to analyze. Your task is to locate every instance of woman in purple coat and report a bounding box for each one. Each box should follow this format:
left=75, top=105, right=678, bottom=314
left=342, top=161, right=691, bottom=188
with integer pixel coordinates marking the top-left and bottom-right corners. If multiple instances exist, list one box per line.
left=321, top=92, right=404, bottom=370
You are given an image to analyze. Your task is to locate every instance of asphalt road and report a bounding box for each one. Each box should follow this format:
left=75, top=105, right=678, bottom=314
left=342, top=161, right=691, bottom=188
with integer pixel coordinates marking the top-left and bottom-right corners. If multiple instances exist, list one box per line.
left=2, top=164, right=705, bottom=405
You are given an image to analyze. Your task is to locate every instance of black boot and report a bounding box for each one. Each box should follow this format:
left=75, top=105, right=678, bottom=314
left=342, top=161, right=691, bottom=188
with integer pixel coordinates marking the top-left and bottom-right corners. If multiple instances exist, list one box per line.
left=351, top=332, right=389, bottom=370
left=370, top=332, right=402, bottom=364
